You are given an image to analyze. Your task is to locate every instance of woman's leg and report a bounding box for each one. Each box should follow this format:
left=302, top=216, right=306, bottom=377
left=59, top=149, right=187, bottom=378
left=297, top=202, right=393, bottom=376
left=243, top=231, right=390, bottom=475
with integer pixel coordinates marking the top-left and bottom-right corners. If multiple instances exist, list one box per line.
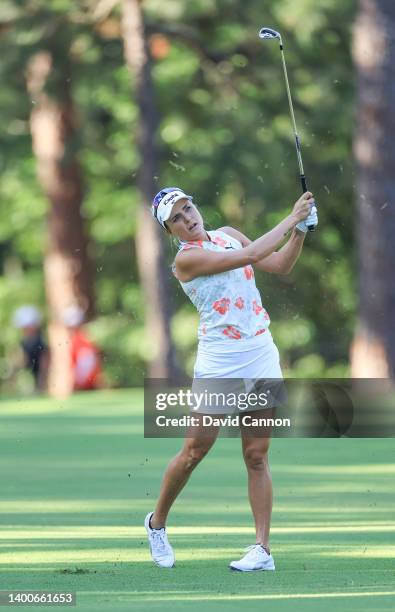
left=240, top=410, right=273, bottom=550
left=150, top=415, right=219, bottom=529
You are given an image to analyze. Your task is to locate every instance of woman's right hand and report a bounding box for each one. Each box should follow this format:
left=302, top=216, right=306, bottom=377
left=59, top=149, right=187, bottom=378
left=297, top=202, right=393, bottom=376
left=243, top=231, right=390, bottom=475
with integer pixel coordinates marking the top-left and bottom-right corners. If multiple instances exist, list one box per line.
left=291, top=192, right=315, bottom=223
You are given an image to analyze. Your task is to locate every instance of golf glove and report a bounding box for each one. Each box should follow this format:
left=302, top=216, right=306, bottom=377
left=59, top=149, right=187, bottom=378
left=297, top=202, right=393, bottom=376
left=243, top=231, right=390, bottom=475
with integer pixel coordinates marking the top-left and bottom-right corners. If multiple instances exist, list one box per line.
left=296, top=202, right=318, bottom=233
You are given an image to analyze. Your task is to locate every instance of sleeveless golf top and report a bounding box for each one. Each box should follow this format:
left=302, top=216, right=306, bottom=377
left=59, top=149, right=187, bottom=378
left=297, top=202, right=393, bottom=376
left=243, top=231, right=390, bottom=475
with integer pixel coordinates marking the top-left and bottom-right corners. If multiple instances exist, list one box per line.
left=174, top=230, right=271, bottom=345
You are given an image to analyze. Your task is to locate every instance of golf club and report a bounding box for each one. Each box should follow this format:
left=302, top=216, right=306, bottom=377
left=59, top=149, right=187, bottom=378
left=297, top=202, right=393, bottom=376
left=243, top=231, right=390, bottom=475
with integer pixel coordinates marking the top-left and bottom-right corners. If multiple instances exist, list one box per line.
left=258, top=27, right=317, bottom=231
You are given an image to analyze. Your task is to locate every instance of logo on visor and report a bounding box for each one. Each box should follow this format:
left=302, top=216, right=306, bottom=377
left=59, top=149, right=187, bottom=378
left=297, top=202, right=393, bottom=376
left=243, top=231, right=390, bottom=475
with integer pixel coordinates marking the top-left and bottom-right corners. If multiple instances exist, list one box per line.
left=162, top=192, right=180, bottom=207
left=152, top=187, right=182, bottom=213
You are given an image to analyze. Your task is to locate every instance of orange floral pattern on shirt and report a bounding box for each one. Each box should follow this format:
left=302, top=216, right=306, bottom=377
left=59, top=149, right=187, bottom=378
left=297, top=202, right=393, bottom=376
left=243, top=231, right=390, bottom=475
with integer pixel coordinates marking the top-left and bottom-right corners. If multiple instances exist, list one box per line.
left=255, top=328, right=266, bottom=336
left=212, top=297, right=231, bottom=315
left=252, top=300, right=264, bottom=315
left=244, top=266, right=254, bottom=280
left=176, top=230, right=271, bottom=342
left=223, top=325, right=242, bottom=339
left=211, top=235, right=228, bottom=248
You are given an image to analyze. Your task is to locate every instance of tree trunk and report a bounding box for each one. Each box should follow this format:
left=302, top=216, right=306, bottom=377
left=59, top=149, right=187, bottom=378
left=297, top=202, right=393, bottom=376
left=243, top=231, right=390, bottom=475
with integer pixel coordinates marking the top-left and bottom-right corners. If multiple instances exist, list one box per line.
left=121, top=0, right=179, bottom=379
left=27, top=50, right=94, bottom=397
left=351, top=0, right=395, bottom=378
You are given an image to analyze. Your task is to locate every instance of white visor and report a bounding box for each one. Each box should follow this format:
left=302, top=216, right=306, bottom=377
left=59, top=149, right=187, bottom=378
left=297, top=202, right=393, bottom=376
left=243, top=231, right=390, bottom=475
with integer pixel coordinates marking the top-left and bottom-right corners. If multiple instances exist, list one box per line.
left=156, top=190, right=192, bottom=227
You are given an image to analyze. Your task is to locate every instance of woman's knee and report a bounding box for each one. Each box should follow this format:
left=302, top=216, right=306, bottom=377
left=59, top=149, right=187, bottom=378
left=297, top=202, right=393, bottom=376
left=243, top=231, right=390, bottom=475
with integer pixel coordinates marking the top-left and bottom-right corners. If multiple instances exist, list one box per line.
left=181, top=442, right=212, bottom=470
left=243, top=444, right=270, bottom=471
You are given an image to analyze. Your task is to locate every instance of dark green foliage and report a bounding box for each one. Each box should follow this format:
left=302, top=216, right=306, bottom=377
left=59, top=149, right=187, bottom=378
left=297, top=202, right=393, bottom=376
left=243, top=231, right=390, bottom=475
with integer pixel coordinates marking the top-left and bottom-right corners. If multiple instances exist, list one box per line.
left=0, top=0, right=356, bottom=390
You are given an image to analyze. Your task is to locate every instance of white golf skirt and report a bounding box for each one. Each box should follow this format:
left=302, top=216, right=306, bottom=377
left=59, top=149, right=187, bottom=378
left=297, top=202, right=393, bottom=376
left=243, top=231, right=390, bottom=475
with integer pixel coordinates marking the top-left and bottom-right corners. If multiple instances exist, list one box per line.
left=194, top=329, right=282, bottom=379
left=192, top=330, right=284, bottom=414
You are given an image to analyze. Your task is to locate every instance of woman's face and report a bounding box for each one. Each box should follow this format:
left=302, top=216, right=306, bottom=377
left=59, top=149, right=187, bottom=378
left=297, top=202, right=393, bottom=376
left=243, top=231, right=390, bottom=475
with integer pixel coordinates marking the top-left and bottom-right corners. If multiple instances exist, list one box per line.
left=165, top=199, right=205, bottom=241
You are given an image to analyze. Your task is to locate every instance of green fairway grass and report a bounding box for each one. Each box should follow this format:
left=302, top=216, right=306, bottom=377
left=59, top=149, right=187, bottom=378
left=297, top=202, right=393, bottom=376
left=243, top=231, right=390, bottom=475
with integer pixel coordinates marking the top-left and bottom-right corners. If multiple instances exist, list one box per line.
left=0, top=390, right=394, bottom=611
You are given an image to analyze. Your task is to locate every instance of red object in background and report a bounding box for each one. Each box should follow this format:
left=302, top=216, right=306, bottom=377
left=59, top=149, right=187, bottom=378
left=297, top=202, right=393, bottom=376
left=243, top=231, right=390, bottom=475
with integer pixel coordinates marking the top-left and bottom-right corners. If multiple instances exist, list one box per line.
left=70, top=329, right=102, bottom=391
left=149, top=34, right=171, bottom=60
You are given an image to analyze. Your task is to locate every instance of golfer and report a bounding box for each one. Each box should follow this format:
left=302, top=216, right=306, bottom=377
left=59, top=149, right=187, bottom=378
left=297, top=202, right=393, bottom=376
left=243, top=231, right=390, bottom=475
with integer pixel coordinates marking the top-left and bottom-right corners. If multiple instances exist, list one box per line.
left=145, top=187, right=317, bottom=571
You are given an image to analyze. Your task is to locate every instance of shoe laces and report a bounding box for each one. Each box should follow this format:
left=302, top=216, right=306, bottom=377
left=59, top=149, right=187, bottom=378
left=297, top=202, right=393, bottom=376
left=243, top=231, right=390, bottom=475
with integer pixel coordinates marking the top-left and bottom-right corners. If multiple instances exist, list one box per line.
left=151, top=528, right=168, bottom=552
left=243, top=544, right=266, bottom=560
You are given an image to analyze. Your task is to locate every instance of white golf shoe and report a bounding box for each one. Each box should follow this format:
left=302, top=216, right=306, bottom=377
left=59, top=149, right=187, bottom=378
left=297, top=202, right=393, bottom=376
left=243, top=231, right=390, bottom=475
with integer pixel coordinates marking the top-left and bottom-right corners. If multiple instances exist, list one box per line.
left=229, top=544, right=275, bottom=572
left=144, top=512, right=175, bottom=568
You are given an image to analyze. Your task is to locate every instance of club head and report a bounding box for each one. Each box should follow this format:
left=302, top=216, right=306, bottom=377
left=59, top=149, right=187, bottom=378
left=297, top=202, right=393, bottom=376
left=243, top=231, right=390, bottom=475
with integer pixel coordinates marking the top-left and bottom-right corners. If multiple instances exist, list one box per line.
left=258, top=27, right=281, bottom=41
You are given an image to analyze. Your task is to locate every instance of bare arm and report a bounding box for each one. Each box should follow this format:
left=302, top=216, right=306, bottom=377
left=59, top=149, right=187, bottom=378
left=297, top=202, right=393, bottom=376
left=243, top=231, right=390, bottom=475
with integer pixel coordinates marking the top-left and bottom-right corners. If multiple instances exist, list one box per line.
left=175, top=192, right=313, bottom=281
left=271, top=229, right=305, bottom=274
left=220, top=226, right=306, bottom=275
left=175, top=214, right=296, bottom=281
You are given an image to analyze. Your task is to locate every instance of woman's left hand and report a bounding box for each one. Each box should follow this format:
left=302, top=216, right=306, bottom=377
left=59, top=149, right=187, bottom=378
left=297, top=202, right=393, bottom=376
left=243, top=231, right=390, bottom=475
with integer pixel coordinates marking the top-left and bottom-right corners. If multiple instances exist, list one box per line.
left=296, top=203, right=318, bottom=233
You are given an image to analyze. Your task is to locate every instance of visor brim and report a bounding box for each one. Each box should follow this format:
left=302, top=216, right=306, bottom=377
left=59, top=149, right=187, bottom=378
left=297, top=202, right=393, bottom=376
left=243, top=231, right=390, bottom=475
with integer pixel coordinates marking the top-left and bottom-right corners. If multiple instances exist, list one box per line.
left=160, top=194, right=193, bottom=224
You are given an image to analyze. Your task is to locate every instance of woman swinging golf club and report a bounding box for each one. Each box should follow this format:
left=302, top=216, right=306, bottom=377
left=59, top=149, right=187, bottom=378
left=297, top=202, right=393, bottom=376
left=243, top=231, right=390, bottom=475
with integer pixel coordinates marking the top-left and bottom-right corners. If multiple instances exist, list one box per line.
left=145, top=186, right=317, bottom=571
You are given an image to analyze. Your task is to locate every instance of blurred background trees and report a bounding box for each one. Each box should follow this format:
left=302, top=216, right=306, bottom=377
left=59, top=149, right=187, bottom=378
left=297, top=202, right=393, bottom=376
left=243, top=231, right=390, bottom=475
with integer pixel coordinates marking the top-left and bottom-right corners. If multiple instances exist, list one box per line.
left=26, top=21, right=94, bottom=396
left=351, top=0, right=395, bottom=378
left=1, top=0, right=393, bottom=394
left=121, top=0, right=179, bottom=380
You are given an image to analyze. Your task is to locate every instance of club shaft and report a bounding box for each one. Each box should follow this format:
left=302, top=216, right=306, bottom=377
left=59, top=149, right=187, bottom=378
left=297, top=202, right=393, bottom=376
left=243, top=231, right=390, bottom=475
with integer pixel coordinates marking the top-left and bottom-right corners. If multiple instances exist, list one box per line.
left=277, top=36, right=315, bottom=231
left=279, top=43, right=305, bottom=179
left=259, top=28, right=316, bottom=231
